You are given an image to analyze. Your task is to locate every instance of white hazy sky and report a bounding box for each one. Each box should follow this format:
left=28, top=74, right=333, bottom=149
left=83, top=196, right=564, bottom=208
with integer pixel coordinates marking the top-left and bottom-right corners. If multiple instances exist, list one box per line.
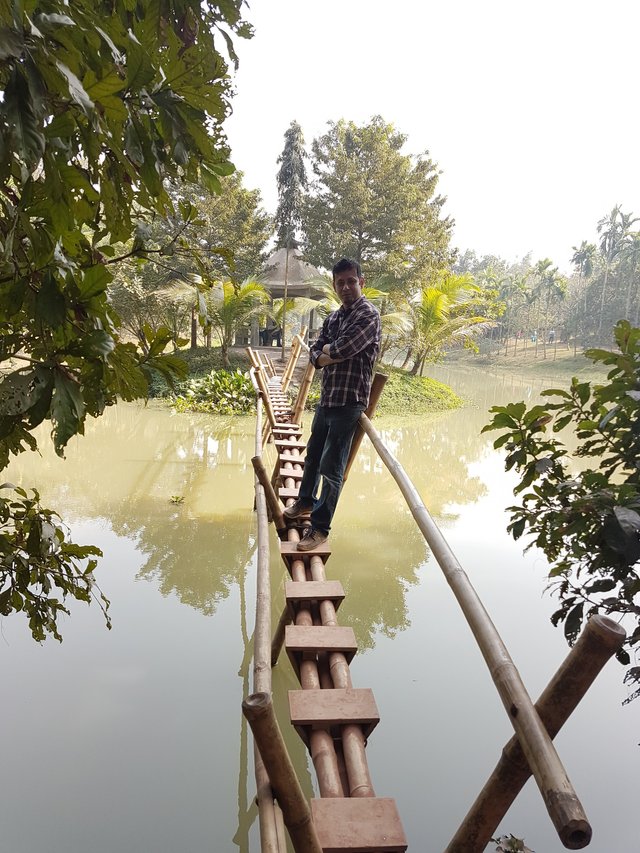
left=225, top=0, right=639, bottom=273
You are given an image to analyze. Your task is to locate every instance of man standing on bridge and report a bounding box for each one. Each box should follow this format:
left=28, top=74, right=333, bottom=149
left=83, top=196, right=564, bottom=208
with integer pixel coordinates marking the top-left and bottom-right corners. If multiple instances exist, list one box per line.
left=283, top=258, right=381, bottom=551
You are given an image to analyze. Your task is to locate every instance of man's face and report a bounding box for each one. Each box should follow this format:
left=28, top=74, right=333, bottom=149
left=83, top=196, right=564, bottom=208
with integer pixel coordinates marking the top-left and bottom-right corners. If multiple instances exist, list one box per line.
left=333, top=267, right=364, bottom=307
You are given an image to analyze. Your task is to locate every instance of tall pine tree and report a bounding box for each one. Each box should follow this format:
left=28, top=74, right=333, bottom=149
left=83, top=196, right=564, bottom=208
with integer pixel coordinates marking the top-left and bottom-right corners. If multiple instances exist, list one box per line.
left=274, top=121, right=308, bottom=247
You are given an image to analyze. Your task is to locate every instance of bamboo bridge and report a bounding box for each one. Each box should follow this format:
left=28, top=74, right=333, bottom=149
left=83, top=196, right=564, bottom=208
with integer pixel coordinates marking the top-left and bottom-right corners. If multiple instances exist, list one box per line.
left=242, top=336, right=626, bottom=853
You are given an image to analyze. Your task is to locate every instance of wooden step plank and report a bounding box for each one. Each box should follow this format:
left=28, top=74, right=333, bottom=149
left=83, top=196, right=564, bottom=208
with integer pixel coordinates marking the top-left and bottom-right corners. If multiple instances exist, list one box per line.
left=285, top=580, right=345, bottom=617
left=274, top=439, right=307, bottom=449
left=279, top=467, right=304, bottom=479
left=273, top=438, right=307, bottom=450
left=280, top=540, right=331, bottom=560
left=285, top=625, right=356, bottom=681
left=311, top=798, right=407, bottom=852
left=289, top=688, right=379, bottom=746
left=278, top=452, right=305, bottom=464
left=279, top=486, right=302, bottom=499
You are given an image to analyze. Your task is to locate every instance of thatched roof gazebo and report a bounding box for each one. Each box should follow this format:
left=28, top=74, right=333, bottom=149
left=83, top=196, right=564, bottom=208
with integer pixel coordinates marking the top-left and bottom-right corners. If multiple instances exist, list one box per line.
left=243, top=246, right=327, bottom=348
left=259, top=246, right=325, bottom=299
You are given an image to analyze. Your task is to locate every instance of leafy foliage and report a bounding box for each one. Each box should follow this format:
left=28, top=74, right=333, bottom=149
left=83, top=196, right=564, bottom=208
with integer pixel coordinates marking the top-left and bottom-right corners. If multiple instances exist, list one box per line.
left=0, top=0, right=251, bottom=637
left=274, top=120, right=308, bottom=247
left=491, top=835, right=534, bottom=853
left=0, top=484, right=109, bottom=641
left=108, top=173, right=271, bottom=352
left=173, top=369, right=255, bottom=415
left=303, top=116, right=453, bottom=286
left=403, top=270, right=494, bottom=373
left=483, top=321, right=640, bottom=701
left=201, top=278, right=269, bottom=367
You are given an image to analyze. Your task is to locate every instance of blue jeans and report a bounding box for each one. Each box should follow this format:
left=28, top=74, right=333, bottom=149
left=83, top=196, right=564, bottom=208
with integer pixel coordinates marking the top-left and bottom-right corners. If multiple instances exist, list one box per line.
left=298, top=404, right=364, bottom=534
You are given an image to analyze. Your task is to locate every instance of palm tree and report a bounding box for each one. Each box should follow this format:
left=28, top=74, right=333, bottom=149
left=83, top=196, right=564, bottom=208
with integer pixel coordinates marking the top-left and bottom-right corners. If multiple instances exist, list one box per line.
left=620, top=232, right=640, bottom=323
left=497, top=273, right=530, bottom=355
left=405, top=270, right=493, bottom=375
left=532, top=259, right=566, bottom=359
left=205, top=279, right=270, bottom=367
left=596, top=206, right=637, bottom=337
left=312, top=278, right=409, bottom=365
left=570, top=241, right=596, bottom=351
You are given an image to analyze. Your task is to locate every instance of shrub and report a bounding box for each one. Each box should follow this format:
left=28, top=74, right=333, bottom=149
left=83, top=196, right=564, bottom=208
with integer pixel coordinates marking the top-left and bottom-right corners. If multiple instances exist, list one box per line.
left=483, top=320, right=640, bottom=702
left=173, top=370, right=256, bottom=415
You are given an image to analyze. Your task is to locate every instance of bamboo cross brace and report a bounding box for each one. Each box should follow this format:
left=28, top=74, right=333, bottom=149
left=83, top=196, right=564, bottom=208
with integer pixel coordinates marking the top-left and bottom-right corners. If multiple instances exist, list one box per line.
left=359, top=413, right=592, bottom=849
left=445, top=614, right=626, bottom=852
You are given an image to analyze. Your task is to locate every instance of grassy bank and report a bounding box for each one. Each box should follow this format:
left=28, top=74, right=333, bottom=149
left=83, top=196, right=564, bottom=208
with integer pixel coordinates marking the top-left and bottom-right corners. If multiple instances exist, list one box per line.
left=304, top=365, right=462, bottom=415
left=442, top=347, right=609, bottom=382
left=371, top=366, right=461, bottom=414
left=154, top=347, right=462, bottom=415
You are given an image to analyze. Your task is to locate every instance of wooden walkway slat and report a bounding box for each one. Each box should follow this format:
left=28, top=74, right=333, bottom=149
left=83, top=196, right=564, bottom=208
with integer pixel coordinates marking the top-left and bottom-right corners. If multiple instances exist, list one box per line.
left=247, top=345, right=407, bottom=852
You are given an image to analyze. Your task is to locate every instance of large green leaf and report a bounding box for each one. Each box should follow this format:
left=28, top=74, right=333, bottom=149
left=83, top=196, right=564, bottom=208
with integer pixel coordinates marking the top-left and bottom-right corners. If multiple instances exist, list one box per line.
left=2, top=68, right=45, bottom=167
left=35, top=273, right=66, bottom=327
left=51, top=369, right=86, bottom=453
left=56, top=61, right=94, bottom=115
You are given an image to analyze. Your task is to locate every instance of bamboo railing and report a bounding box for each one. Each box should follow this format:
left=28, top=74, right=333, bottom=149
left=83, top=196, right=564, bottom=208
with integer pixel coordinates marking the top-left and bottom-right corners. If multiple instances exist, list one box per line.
left=358, top=413, right=603, bottom=850
left=245, top=344, right=324, bottom=853
left=245, top=349, right=618, bottom=852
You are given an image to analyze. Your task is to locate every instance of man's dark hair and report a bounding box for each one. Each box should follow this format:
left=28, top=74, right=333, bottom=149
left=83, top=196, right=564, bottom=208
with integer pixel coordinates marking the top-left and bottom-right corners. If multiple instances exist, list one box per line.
left=332, top=257, right=362, bottom=278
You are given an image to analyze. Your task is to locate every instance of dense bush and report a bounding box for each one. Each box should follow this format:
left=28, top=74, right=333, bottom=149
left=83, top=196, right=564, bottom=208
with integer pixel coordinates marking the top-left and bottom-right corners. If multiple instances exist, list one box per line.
left=483, top=320, right=640, bottom=702
left=173, top=370, right=256, bottom=415
left=147, top=347, right=250, bottom=399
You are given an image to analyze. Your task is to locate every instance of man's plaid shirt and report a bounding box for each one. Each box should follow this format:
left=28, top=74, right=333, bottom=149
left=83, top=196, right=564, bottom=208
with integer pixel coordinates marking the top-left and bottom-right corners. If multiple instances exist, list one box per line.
left=309, top=296, right=381, bottom=407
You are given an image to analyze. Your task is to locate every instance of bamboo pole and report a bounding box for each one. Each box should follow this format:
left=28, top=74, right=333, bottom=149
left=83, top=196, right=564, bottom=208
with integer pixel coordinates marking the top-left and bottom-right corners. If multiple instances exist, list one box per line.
left=252, top=397, right=287, bottom=853
left=282, top=330, right=307, bottom=393
left=271, top=605, right=291, bottom=666
left=359, top=414, right=592, bottom=849
left=254, top=487, right=272, bottom=695
left=445, top=614, right=626, bottom=853
left=308, top=555, right=375, bottom=799
left=291, top=359, right=315, bottom=425
left=281, top=334, right=301, bottom=394
left=288, top=533, right=344, bottom=799
left=343, top=372, right=388, bottom=483
left=252, top=456, right=286, bottom=531
left=243, top=693, right=323, bottom=853
left=254, top=741, right=285, bottom=853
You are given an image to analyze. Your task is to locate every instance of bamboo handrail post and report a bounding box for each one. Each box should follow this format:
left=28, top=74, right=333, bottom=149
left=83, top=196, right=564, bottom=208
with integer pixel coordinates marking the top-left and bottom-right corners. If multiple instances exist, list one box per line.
left=291, top=359, right=315, bottom=425
left=254, top=484, right=272, bottom=694
left=359, top=414, right=592, bottom=849
left=343, top=372, right=388, bottom=482
left=271, top=605, right=291, bottom=666
left=251, top=456, right=286, bottom=531
left=282, top=334, right=305, bottom=394
left=281, top=336, right=301, bottom=393
left=242, top=693, right=323, bottom=853
left=252, top=396, right=286, bottom=853
left=445, top=614, right=626, bottom=853
left=255, top=743, right=286, bottom=853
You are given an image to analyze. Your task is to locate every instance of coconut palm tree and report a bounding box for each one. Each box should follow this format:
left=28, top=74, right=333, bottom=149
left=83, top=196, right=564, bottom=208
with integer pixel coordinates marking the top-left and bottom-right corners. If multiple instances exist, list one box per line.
left=532, top=259, right=566, bottom=358
left=310, top=278, right=408, bottom=364
left=405, top=270, right=493, bottom=375
left=596, top=207, right=638, bottom=337
left=620, top=232, right=640, bottom=323
left=570, top=241, right=596, bottom=349
left=204, top=279, right=270, bottom=367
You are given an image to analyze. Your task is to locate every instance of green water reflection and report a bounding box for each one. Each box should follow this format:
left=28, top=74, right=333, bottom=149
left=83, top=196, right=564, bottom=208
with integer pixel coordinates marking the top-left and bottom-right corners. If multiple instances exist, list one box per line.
left=1, top=370, right=636, bottom=852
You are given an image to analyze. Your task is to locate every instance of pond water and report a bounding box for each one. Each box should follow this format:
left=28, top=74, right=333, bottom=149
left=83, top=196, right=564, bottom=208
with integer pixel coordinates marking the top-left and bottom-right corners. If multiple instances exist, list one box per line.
left=1, top=364, right=636, bottom=853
